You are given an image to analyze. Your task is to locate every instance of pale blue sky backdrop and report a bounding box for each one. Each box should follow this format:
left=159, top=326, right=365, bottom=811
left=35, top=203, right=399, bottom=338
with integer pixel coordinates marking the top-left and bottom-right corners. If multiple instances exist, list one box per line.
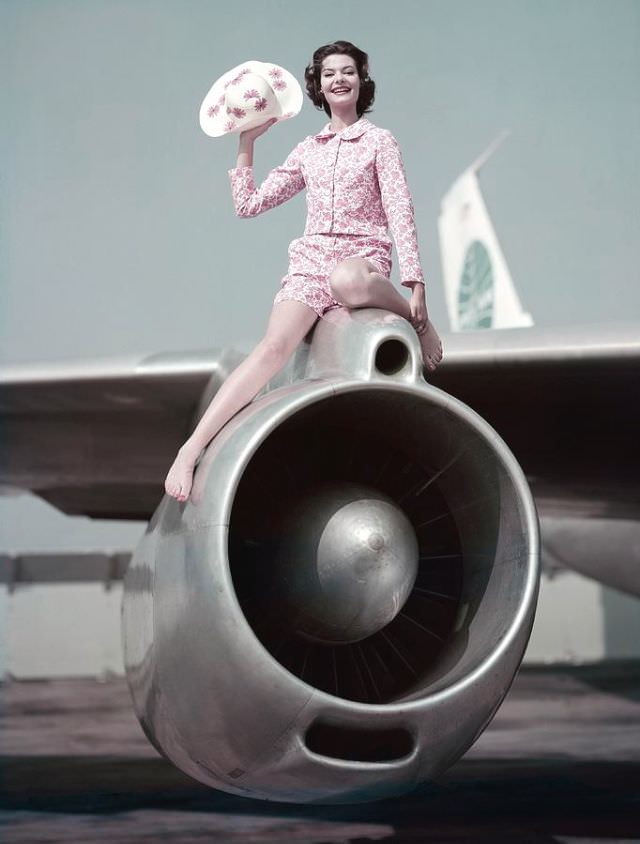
left=1, top=0, right=639, bottom=547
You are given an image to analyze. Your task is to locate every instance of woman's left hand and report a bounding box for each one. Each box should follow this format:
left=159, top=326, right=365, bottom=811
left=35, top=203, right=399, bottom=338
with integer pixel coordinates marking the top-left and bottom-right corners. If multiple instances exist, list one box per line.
left=409, top=283, right=428, bottom=334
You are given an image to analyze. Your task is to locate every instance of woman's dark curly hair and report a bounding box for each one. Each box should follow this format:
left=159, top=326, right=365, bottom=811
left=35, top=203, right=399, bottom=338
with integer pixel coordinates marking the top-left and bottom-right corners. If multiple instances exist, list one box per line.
left=304, top=41, right=375, bottom=118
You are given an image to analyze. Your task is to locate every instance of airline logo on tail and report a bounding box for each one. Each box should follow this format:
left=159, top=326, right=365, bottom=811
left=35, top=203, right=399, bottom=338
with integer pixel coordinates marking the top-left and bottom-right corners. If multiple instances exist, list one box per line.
left=458, top=240, right=494, bottom=329
left=438, top=131, right=533, bottom=331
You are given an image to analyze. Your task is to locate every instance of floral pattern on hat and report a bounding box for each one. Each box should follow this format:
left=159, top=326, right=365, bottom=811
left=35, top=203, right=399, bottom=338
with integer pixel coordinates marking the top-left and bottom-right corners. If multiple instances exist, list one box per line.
left=200, top=61, right=302, bottom=137
left=230, top=68, right=250, bottom=85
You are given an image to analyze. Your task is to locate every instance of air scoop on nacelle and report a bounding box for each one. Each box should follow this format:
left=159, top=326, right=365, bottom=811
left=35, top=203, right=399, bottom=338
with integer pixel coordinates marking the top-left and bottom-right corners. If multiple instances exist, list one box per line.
left=261, top=305, right=424, bottom=391
left=122, top=307, right=540, bottom=804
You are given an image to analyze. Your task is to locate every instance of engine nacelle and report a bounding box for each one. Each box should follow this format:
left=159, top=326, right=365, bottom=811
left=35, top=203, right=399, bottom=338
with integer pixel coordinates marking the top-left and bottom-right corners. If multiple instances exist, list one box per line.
left=122, top=308, right=539, bottom=804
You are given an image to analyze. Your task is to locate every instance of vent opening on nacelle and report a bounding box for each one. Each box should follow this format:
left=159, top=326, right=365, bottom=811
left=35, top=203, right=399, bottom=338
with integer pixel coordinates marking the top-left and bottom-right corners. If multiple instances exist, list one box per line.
left=374, top=339, right=409, bottom=375
left=305, top=721, right=415, bottom=763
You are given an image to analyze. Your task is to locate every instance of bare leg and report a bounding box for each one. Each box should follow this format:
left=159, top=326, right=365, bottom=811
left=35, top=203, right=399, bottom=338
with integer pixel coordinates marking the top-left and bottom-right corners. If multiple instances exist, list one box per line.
left=329, top=258, right=443, bottom=371
left=164, top=299, right=319, bottom=502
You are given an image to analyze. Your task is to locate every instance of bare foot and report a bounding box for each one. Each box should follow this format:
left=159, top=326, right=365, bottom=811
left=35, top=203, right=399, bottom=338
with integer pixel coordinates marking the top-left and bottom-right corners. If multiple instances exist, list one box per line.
left=164, top=446, right=200, bottom=502
left=417, top=320, right=443, bottom=373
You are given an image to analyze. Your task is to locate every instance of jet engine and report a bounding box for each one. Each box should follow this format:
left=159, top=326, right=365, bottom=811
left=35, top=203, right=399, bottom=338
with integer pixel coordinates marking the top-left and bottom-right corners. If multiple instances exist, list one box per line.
left=122, top=308, right=540, bottom=804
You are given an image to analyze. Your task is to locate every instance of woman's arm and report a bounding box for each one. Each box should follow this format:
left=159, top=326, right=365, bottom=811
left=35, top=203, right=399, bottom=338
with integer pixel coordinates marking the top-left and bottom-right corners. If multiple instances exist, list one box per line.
left=228, top=119, right=306, bottom=218
left=375, top=131, right=426, bottom=289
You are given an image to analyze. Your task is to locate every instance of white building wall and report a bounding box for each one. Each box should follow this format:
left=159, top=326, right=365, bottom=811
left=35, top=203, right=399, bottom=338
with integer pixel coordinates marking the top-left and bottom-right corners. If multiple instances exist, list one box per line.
left=526, top=571, right=640, bottom=663
left=6, top=582, right=125, bottom=678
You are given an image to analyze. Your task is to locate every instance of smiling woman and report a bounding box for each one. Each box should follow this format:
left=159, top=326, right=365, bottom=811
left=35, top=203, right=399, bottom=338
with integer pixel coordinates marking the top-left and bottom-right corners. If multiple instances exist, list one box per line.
left=304, top=40, right=376, bottom=126
left=164, top=39, right=443, bottom=502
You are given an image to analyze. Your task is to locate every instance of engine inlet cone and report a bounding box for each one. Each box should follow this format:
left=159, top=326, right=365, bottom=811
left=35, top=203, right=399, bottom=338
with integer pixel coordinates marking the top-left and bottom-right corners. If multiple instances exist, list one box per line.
left=273, top=482, right=419, bottom=644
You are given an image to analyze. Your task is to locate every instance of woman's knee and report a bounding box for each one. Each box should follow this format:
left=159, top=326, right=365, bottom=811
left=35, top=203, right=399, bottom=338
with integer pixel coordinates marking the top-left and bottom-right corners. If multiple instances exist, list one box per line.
left=329, top=261, right=371, bottom=306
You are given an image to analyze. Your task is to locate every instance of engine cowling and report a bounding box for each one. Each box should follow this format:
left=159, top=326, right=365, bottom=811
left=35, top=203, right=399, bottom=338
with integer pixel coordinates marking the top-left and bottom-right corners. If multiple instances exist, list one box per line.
left=122, top=308, right=539, bottom=804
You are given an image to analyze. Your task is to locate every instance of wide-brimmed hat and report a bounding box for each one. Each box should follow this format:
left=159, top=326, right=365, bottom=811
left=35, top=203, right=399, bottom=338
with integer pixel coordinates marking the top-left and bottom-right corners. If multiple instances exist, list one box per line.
left=199, top=60, right=303, bottom=138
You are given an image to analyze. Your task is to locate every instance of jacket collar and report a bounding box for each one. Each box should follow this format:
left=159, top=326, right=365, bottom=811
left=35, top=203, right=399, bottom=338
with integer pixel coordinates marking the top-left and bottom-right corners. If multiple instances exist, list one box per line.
left=314, top=116, right=372, bottom=141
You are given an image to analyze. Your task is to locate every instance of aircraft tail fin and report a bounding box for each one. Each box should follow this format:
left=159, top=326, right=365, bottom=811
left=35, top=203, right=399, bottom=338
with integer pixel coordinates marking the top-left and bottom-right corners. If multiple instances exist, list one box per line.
left=438, top=131, right=533, bottom=331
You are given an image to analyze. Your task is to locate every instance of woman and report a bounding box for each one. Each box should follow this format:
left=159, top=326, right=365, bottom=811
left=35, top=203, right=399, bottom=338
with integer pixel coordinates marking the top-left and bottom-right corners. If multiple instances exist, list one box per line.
left=165, top=40, right=443, bottom=502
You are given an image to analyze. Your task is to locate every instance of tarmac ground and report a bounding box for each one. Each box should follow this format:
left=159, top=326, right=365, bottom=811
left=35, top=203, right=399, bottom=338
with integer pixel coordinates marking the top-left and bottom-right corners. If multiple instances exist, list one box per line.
left=1, top=663, right=639, bottom=843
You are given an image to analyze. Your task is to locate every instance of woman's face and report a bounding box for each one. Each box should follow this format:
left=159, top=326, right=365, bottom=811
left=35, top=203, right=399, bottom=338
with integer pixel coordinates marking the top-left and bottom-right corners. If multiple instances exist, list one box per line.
left=319, top=53, right=361, bottom=113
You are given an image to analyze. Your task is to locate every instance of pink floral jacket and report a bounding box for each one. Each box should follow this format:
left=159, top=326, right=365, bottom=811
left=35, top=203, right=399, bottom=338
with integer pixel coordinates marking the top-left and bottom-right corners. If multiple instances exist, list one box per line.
left=228, top=117, right=424, bottom=287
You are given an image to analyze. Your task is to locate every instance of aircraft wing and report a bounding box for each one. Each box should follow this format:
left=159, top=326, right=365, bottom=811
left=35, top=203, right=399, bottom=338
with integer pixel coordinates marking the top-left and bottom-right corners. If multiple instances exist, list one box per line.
left=430, top=321, right=640, bottom=520
left=0, top=322, right=638, bottom=522
left=0, top=348, right=244, bottom=520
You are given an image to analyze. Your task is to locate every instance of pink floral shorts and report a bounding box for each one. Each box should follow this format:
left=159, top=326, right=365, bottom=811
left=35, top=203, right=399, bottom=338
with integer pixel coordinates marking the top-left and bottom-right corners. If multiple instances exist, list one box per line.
left=273, top=233, right=393, bottom=317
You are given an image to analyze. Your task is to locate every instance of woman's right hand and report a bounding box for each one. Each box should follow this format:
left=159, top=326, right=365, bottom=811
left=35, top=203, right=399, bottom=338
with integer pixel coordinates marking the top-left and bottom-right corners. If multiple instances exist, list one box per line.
left=240, top=117, right=278, bottom=144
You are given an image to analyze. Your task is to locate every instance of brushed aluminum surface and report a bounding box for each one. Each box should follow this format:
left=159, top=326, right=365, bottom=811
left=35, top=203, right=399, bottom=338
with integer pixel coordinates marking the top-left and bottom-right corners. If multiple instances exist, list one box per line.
left=122, top=308, right=540, bottom=803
